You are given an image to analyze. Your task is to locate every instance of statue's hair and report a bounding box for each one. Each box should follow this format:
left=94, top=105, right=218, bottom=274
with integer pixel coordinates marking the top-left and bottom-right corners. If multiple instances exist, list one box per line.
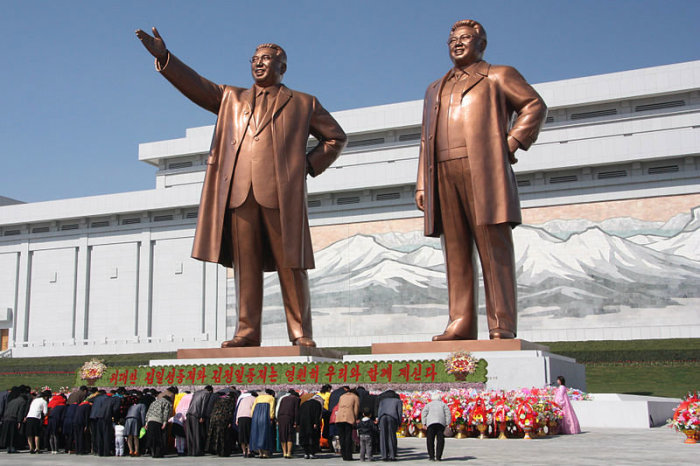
left=255, top=43, right=287, bottom=65
left=450, top=19, right=487, bottom=48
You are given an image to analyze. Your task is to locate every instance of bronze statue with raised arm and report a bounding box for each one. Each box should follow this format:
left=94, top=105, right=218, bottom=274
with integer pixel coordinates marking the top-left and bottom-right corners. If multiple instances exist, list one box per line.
left=136, top=28, right=346, bottom=348
left=415, top=20, right=547, bottom=341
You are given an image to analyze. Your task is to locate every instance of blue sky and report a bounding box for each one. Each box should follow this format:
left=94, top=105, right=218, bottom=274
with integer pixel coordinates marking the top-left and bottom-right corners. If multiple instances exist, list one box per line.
left=1, top=0, right=699, bottom=203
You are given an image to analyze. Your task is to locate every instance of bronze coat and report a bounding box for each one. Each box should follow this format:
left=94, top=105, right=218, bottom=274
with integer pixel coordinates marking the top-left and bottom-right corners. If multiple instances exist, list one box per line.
left=416, top=60, right=547, bottom=237
left=158, top=54, right=346, bottom=270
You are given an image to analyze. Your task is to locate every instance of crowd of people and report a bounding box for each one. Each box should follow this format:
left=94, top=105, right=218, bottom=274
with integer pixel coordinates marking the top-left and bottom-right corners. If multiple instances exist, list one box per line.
left=0, top=379, right=581, bottom=460
left=0, top=383, right=432, bottom=461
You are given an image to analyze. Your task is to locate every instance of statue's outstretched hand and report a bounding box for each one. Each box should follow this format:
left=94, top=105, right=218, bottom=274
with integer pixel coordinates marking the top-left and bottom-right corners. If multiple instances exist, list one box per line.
left=135, top=27, right=167, bottom=62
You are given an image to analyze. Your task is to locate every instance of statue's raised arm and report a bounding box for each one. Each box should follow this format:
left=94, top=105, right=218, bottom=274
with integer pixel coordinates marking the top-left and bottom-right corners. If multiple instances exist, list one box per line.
left=135, top=26, right=224, bottom=115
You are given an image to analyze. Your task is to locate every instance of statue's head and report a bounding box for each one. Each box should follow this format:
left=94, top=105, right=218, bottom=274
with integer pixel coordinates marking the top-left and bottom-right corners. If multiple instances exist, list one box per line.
left=448, top=19, right=487, bottom=67
left=251, top=43, right=287, bottom=87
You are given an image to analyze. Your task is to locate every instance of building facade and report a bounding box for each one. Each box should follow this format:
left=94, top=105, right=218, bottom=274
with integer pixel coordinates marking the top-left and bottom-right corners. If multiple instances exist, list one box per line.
left=1, top=61, right=699, bottom=357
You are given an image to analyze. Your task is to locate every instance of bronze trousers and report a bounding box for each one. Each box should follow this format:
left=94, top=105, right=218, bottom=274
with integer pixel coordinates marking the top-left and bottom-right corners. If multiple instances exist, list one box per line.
left=437, top=158, right=517, bottom=338
left=230, top=190, right=312, bottom=344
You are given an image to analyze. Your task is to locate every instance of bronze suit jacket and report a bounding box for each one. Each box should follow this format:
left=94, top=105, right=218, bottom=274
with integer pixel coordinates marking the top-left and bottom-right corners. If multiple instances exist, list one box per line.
left=416, top=60, right=547, bottom=237
left=158, top=54, right=347, bottom=270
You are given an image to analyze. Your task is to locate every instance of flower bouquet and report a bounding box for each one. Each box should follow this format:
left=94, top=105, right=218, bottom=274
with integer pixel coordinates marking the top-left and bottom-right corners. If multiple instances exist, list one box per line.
left=668, top=392, right=700, bottom=443
left=444, top=391, right=470, bottom=437
left=444, top=351, right=478, bottom=381
left=400, top=392, right=429, bottom=437
left=468, top=398, right=492, bottom=438
left=515, top=398, right=538, bottom=439
left=492, top=395, right=514, bottom=439
left=79, top=358, right=107, bottom=385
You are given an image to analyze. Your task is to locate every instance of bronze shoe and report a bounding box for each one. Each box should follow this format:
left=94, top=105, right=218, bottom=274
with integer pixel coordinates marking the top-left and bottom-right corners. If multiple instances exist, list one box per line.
left=489, top=330, right=515, bottom=340
left=221, top=336, right=260, bottom=347
left=293, top=337, right=317, bottom=347
left=432, top=332, right=472, bottom=341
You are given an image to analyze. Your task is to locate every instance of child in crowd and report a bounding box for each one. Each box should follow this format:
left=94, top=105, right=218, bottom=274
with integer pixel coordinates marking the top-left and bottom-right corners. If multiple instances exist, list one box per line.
left=114, top=419, right=126, bottom=457
left=356, top=407, right=377, bottom=462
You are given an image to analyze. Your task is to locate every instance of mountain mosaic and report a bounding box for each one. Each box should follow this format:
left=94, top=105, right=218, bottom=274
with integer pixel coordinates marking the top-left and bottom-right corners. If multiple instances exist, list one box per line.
left=227, top=206, right=700, bottom=325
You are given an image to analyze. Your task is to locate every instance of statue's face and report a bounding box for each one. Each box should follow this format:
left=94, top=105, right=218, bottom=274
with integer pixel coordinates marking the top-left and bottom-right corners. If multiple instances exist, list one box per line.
left=448, top=26, right=484, bottom=67
left=251, top=47, right=285, bottom=87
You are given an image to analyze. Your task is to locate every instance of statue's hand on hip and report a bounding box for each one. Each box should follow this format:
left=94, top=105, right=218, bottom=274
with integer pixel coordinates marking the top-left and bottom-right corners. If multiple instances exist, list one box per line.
left=415, top=190, right=425, bottom=212
left=507, top=136, right=521, bottom=164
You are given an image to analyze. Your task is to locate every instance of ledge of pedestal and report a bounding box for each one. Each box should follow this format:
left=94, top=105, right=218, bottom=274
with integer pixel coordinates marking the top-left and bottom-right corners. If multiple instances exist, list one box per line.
left=371, top=339, right=549, bottom=354
left=176, top=346, right=346, bottom=360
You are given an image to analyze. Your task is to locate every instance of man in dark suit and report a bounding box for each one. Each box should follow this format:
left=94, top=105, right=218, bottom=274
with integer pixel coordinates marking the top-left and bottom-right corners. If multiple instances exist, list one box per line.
left=186, top=385, right=212, bottom=456
left=88, top=390, right=117, bottom=456
left=416, top=19, right=547, bottom=341
left=377, top=391, right=403, bottom=461
left=136, top=28, right=346, bottom=348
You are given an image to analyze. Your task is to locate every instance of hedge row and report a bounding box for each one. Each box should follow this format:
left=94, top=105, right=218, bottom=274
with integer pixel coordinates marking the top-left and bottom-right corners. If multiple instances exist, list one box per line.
left=0, top=352, right=177, bottom=373
left=540, top=338, right=700, bottom=363
left=549, top=349, right=698, bottom=363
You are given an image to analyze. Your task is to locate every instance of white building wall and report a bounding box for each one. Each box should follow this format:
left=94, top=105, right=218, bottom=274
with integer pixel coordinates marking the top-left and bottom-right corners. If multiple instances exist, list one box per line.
left=0, top=252, right=19, bottom=335
left=151, top=237, right=205, bottom=338
left=87, top=242, right=139, bottom=340
left=26, top=247, right=76, bottom=342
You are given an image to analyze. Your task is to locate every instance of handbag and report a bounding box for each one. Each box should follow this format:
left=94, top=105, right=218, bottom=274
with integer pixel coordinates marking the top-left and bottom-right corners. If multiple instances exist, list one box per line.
left=329, top=404, right=339, bottom=424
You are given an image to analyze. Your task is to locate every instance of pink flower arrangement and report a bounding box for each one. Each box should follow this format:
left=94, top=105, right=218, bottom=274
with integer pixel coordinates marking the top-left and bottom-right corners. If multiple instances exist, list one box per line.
left=515, top=399, right=538, bottom=429
left=492, top=396, right=514, bottom=423
left=400, top=392, right=431, bottom=427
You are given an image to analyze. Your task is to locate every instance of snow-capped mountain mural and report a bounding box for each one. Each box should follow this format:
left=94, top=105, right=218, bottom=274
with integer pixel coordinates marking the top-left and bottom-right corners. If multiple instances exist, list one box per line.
left=227, top=206, right=700, bottom=340
left=535, top=207, right=699, bottom=240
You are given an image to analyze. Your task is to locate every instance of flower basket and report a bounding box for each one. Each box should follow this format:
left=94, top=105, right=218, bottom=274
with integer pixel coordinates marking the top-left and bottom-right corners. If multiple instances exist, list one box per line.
left=668, top=392, right=699, bottom=443
left=444, top=351, right=478, bottom=381
left=79, top=358, right=107, bottom=385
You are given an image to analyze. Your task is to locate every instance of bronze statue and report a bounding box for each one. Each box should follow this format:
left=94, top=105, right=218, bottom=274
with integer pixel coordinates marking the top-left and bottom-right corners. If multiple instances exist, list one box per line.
left=415, top=20, right=547, bottom=340
left=136, top=28, right=347, bottom=347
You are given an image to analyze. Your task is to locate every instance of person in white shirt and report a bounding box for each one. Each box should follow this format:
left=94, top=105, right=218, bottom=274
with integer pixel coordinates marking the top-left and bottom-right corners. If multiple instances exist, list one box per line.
left=24, top=389, right=51, bottom=454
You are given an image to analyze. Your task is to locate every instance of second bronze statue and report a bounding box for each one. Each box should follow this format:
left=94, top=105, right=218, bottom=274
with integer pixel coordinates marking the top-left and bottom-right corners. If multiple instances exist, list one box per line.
left=136, top=28, right=347, bottom=347
left=416, top=19, right=547, bottom=341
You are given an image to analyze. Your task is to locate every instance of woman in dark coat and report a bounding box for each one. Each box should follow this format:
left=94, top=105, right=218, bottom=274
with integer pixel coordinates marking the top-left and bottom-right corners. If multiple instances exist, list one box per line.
left=61, top=401, right=78, bottom=453
left=0, top=387, right=27, bottom=453
left=277, top=390, right=299, bottom=458
left=298, top=394, right=323, bottom=459
left=206, top=392, right=238, bottom=457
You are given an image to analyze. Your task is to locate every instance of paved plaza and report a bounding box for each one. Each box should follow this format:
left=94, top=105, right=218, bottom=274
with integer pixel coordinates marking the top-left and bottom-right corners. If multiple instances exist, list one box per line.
left=0, top=427, right=696, bottom=465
